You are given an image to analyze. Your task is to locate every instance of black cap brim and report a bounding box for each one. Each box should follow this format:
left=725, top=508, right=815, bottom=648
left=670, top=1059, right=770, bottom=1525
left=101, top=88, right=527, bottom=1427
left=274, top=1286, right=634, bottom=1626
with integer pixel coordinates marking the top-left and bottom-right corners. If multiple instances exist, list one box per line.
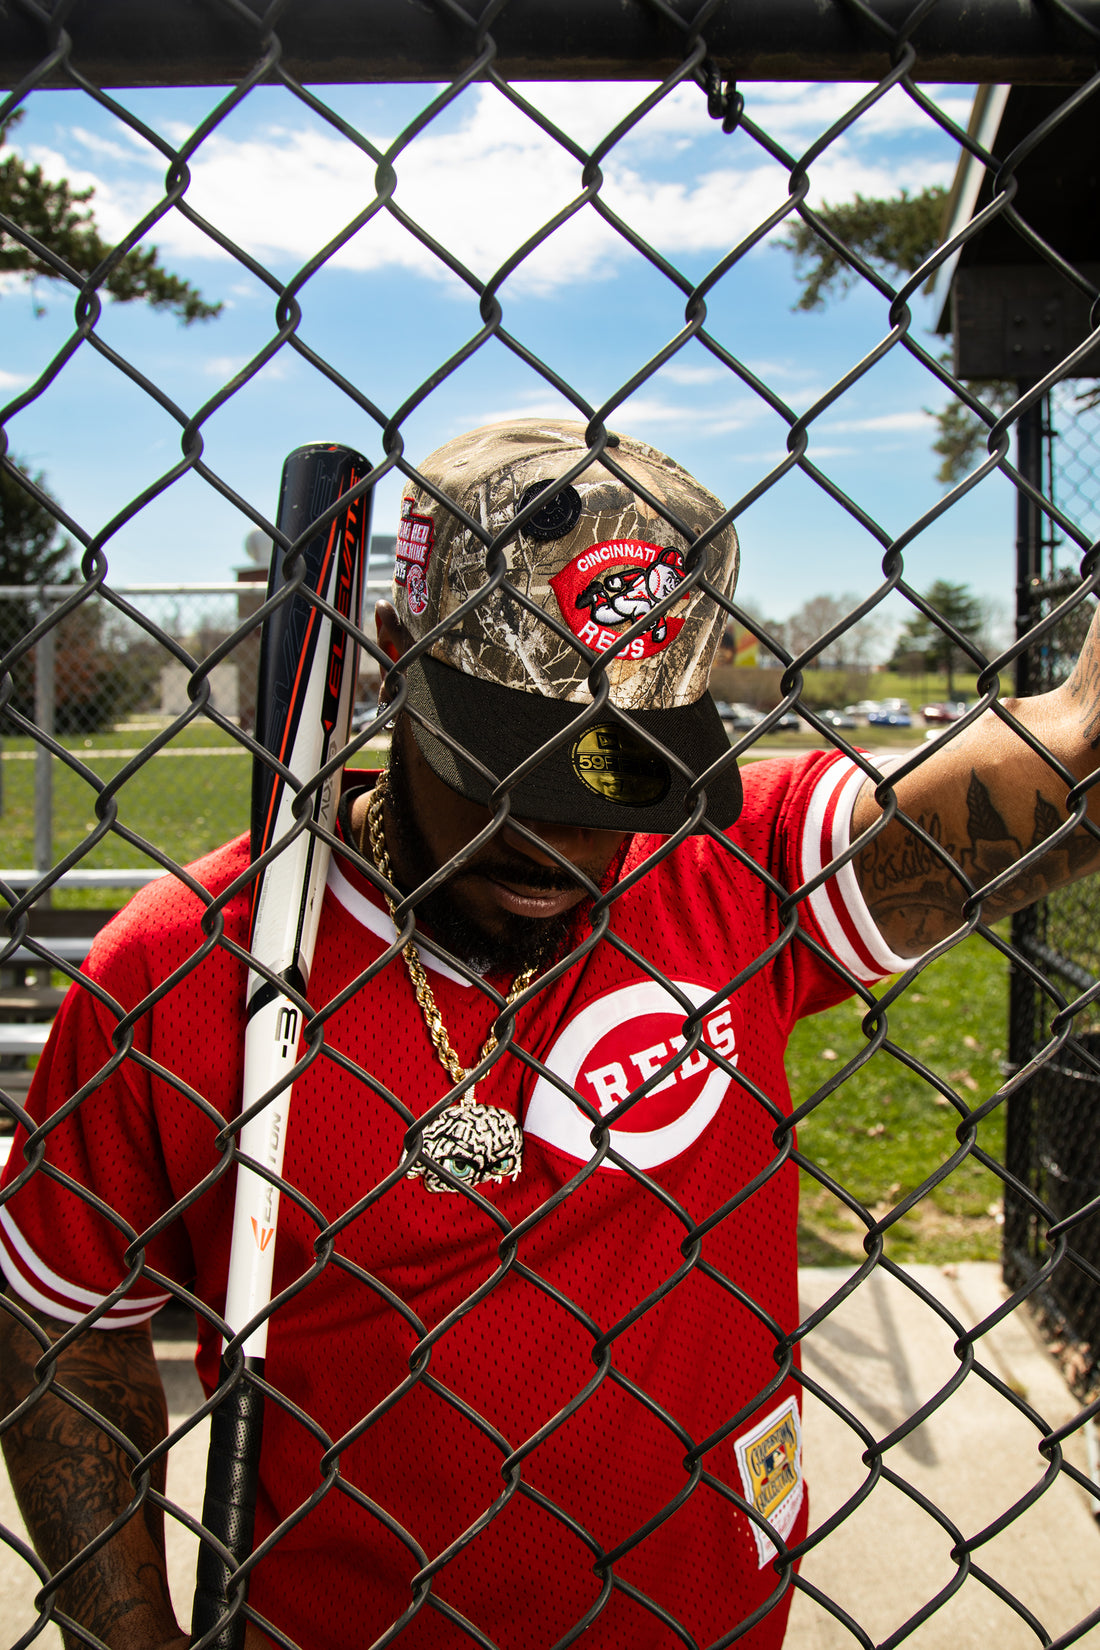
left=402, top=654, right=743, bottom=834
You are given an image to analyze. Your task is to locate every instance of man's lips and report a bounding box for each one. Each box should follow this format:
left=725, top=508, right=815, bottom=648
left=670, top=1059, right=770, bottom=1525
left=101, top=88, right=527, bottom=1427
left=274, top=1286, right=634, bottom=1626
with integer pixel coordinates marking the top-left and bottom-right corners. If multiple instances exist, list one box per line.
left=456, top=858, right=592, bottom=920
left=483, top=876, right=587, bottom=920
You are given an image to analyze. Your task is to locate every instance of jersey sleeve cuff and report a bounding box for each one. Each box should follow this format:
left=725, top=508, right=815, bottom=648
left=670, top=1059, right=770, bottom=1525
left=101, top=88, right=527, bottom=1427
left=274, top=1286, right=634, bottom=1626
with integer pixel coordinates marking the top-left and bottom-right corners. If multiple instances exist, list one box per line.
left=800, top=755, right=916, bottom=985
left=0, top=1206, right=171, bottom=1329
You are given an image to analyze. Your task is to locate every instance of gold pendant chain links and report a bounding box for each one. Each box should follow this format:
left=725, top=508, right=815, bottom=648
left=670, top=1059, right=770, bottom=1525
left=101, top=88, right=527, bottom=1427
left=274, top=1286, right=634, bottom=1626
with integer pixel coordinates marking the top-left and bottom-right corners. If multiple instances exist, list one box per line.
left=364, top=773, right=538, bottom=1090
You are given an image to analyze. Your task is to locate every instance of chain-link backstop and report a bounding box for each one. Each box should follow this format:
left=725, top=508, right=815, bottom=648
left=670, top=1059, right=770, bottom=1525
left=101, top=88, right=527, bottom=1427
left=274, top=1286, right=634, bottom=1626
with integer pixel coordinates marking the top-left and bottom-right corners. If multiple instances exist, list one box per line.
left=3, top=4, right=1100, bottom=1649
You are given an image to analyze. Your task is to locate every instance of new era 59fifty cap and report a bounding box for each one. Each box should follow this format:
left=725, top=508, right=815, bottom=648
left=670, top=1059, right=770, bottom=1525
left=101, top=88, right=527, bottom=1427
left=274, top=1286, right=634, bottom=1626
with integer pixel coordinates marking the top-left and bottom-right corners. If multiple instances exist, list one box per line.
left=391, top=419, right=742, bottom=833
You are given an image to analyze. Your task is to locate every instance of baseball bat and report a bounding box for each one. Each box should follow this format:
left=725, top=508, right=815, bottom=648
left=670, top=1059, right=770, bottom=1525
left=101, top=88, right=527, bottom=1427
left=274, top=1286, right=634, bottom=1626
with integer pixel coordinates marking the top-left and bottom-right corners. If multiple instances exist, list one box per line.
left=192, top=442, right=372, bottom=1649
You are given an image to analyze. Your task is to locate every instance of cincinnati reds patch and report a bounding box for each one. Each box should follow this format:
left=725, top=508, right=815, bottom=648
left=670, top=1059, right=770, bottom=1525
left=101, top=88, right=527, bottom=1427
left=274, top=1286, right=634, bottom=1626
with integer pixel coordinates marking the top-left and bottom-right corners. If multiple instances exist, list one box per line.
left=734, top=1398, right=804, bottom=1567
left=395, top=496, right=434, bottom=590
left=523, top=980, right=740, bottom=1170
left=549, top=539, right=688, bottom=659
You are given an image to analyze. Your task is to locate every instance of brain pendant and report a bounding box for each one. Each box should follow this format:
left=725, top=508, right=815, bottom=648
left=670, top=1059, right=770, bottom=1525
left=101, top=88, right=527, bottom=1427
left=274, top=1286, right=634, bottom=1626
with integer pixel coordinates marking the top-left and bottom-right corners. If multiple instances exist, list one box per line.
left=406, top=1096, right=524, bottom=1193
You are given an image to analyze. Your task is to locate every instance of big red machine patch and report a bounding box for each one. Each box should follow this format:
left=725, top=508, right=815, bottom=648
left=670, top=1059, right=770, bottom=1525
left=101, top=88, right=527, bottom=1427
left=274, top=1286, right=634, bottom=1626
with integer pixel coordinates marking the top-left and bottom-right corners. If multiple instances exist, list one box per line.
left=550, top=540, right=688, bottom=659
left=524, top=980, right=740, bottom=1171
left=395, top=497, right=435, bottom=615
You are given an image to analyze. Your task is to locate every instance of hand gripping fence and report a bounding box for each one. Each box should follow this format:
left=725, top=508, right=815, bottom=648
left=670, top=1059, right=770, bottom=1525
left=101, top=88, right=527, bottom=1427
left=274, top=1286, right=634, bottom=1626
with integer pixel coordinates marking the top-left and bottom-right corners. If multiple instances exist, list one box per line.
left=1, top=4, right=1100, bottom=1650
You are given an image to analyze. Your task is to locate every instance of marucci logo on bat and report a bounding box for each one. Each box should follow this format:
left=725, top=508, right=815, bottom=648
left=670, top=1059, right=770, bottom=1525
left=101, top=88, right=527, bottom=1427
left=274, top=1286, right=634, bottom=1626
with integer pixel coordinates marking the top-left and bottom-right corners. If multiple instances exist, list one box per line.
left=250, top=1219, right=276, bottom=1252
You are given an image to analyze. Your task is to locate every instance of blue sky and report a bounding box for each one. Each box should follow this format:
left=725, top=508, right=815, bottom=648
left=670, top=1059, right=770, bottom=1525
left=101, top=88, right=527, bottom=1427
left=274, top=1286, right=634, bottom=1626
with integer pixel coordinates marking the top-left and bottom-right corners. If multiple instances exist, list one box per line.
left=0, top=74, right=1025, bottom=642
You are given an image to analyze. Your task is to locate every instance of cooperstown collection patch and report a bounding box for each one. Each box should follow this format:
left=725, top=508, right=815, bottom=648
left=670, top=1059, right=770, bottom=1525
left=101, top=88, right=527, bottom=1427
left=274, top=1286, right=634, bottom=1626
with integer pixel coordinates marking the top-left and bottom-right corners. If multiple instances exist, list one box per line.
left=734, top=1396, right=804, bottom=1567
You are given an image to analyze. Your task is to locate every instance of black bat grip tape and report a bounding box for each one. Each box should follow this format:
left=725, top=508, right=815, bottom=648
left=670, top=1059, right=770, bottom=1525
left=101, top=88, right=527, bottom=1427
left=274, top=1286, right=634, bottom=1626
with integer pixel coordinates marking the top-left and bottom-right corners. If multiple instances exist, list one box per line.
left=192, top=1359, right=265, bottom=1649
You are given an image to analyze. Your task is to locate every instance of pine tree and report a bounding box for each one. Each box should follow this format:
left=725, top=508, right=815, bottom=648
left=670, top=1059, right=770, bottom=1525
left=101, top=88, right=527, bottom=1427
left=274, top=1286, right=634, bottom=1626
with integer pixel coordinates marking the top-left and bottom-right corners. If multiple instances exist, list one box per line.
left=0, top=110, right=220, bottom=323
left=888, top=581, right=985, bottom=698
left=781, top=187, right=1015, bottom=486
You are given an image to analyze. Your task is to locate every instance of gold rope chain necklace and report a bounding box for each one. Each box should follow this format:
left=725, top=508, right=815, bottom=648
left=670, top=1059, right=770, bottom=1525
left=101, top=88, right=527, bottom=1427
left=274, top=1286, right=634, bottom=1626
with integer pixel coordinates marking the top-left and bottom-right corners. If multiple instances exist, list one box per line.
left=365, top=773, right=537, bottom=1194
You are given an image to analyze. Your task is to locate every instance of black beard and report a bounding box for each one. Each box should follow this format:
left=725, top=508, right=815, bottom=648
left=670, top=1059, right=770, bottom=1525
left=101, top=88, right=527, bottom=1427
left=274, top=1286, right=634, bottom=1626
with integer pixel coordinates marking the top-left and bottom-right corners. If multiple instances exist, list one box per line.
left=383, top=729, right=577, bottom=977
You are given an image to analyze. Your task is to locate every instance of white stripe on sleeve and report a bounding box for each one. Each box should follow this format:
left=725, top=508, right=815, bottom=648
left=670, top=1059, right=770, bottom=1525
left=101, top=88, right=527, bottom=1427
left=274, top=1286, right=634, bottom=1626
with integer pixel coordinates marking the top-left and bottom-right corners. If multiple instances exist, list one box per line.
left=0, top=1205, right=171, bottom=1328
left=800, top=756, right=916, bottom=984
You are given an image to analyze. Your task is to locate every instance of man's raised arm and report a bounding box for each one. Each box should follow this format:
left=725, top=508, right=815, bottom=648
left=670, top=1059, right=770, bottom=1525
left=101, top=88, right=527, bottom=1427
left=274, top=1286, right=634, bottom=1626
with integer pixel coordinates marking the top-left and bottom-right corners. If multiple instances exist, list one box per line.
left=0, top=1288, right=188, bottom=1650
left=851, top=601, right=1100, bottom=959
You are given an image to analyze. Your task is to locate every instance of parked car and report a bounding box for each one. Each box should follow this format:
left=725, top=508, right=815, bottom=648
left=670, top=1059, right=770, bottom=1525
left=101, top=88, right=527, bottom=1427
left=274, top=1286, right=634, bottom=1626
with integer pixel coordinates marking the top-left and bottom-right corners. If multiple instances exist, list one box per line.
left=842, top=700, right=882, bottom=724
left=773, top=709, right=804, bottom=730
left=867, top=707, right=912, bottom=727
left=716, top=700, right=765, bottom=731
left=921, top=701, right=967, bottom=724
left=821, top=708, right=857, bottom=729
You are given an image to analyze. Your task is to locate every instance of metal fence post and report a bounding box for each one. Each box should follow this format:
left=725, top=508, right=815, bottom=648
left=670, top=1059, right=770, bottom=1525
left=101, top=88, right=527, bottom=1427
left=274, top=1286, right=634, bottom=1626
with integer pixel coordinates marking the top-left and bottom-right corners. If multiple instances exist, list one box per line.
left=1004, top=385, right=1045, bottom=1281
left=33, top=599, right=55, bottom=894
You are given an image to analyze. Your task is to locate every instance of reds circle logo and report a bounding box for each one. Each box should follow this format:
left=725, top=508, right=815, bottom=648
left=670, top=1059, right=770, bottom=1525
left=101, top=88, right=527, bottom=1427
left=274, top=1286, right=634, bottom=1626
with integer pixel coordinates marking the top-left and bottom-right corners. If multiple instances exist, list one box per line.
left=405, top=562, right=428, bottom=615
left=523, top=980, right=740, bottom=1170
left=549, top=540, right=689, bottom=660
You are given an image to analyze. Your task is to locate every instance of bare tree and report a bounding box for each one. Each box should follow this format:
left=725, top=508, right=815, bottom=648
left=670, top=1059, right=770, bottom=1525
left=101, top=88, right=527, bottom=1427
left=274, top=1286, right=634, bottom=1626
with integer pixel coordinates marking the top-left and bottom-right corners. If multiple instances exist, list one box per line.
left=784, top=594, right=885, bottom=670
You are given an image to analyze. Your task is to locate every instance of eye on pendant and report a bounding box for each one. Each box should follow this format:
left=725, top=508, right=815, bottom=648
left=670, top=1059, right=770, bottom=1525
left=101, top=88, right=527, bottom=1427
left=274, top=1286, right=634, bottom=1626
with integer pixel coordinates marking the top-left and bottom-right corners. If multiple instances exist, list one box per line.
left=406, top=1096, right=525, bottom=1194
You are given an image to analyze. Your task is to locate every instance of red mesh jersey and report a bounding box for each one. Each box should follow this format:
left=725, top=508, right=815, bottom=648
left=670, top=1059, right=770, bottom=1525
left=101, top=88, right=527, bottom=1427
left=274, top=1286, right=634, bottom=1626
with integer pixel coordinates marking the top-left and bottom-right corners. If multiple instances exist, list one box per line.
left=0, top=752, right=909, bottom=1650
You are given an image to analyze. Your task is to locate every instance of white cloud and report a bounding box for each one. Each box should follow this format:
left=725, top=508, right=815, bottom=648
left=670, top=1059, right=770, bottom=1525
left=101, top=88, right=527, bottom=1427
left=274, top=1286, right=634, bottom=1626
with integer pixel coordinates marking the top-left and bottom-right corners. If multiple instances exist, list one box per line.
left=23, top=82, right=961, bottom=297
left=71, top=126, right=164, bottom=169
left=200, top=354, right=288, bottom=380
left=463, top=391, right=579, bottom=428
left=616, top=390, right=763, bottom=430
left=745, top=81, right=974, bottom=146
left=825, top=410, right=934, bottom=433
left=0, top=367, right=27, bottom=388
left=657, top=361, right=727, bottom=385
left=26, top=143, right=101, bottom=198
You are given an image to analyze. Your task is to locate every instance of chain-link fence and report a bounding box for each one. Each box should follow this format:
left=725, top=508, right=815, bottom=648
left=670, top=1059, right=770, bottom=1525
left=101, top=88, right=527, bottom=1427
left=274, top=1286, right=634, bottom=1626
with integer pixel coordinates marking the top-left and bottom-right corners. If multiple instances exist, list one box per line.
left=0, top=578, right=393, bottom=878
left=1005, top=383, right=1100, bottom=1401
left=3, top=4, right=1100, bottom=1649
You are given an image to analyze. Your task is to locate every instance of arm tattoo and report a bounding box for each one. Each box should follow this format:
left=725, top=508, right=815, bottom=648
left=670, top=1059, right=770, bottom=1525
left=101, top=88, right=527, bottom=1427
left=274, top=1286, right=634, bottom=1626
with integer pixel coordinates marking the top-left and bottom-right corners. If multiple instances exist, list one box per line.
left=1066, top=644, right=1100, bottom=748
left=857, top=769, right=1100, bottom=953
left=0, top=1298, right=183, bottom=1648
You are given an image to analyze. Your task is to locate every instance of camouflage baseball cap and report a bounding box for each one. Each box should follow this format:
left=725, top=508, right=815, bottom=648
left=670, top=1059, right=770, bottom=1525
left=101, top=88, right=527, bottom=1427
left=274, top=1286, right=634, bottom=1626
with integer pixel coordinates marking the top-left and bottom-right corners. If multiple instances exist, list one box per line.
left=390, top=419, right=742, bottom=832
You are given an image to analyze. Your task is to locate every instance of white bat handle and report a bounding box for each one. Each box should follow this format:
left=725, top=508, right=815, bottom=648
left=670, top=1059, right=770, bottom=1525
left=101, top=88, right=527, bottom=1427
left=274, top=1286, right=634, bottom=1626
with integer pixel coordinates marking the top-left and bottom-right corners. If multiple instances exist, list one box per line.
left=224, top=989, right=302, bottom=1359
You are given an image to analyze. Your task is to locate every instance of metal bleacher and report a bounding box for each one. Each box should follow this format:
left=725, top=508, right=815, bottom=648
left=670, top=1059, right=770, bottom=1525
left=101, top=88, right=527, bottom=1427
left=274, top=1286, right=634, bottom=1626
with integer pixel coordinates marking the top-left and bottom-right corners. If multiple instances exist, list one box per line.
left=0, top=869, right=167, bottom=1163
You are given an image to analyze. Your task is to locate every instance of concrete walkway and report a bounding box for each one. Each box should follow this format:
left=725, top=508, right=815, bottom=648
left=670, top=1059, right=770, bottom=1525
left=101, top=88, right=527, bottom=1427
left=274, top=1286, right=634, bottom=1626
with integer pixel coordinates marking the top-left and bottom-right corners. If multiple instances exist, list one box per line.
left=3, top=1264, right=1098, bottom=1648
left=788, top=1264, right=1100, bottom=1648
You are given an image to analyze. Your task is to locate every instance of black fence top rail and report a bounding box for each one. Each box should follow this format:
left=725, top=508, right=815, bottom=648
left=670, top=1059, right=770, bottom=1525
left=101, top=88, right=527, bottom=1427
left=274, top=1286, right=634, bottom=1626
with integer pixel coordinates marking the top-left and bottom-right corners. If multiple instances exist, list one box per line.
left=3, top=0, right=1100, bottom=88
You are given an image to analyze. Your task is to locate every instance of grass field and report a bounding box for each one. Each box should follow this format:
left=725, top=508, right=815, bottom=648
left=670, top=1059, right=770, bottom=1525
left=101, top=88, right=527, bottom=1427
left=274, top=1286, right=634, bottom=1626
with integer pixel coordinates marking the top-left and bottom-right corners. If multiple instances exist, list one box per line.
left=1, top=719, right=1012, bottom=1266
left=0, top=719, right=391, bottom=901
left=0, top=719, right=252, bottom=901
left=789, top=932, right=1010, bottom=1267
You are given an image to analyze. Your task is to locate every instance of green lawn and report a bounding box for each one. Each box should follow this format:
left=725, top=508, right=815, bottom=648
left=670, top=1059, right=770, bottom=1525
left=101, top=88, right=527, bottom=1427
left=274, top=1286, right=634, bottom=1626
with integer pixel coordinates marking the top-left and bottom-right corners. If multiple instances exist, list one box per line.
left=1, top=717, right=251, bottom=902
left=790, top=931, right=1010, bottom=1266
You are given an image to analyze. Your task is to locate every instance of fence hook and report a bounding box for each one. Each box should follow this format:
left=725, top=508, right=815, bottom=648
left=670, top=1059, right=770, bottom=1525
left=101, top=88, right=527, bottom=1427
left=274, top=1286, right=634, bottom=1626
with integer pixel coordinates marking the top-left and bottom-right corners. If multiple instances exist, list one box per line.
left=701, top=61, right=743, bottom=134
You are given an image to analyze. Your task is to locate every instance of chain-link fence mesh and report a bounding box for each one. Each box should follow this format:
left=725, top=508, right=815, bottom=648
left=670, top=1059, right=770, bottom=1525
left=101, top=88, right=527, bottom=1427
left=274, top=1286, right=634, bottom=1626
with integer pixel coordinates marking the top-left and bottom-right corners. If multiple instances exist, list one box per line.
left=0, top=580, right=392, bottom=879
left=3, top=3, right=1100, bottom=1649
left=1004, top=383, right=1100, bottom=1405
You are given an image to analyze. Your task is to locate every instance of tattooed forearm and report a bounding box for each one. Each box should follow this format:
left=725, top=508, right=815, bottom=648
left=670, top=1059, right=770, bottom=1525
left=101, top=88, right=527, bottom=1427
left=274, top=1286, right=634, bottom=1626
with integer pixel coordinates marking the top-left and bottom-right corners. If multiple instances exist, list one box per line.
left=855, top=606, right=1100, bottom=955
left=0, top=1292, right=187, bottom=1650
left=859, top=809, right=963, bottom=898
left=856, top=769, right=1100, bottom=956
left=1065, top=638, right=1100, bottom=748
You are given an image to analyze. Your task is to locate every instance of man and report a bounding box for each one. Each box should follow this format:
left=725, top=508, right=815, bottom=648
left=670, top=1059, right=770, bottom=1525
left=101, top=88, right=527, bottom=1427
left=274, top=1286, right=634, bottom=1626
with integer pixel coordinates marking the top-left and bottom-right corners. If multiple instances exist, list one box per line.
left=1, top=419, right=1098, bottom=1650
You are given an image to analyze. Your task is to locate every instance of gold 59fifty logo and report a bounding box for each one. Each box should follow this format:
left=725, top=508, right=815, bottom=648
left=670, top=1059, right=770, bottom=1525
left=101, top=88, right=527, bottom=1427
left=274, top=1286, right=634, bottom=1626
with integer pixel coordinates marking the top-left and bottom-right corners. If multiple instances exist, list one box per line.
left=571, top=723, right=670, bottom=807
